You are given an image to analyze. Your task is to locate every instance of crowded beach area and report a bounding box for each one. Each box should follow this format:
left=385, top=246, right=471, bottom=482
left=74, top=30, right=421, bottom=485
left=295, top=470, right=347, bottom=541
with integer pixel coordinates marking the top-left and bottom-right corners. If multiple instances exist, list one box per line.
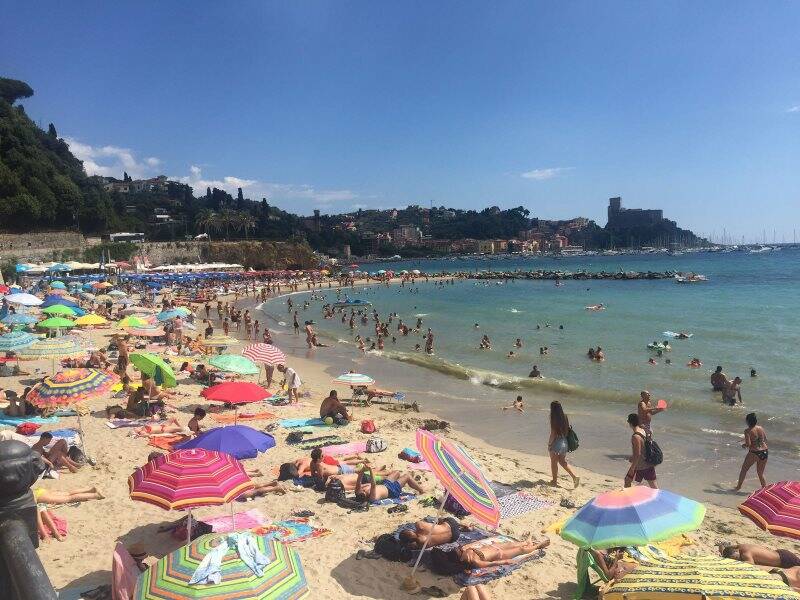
left=1, top=262, right=800, bottom=600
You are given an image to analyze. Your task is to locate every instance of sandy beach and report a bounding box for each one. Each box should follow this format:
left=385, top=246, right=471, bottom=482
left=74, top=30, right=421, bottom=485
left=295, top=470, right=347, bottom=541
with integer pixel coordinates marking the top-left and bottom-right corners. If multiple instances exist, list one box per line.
left=2, top=285, right=797, bottom=600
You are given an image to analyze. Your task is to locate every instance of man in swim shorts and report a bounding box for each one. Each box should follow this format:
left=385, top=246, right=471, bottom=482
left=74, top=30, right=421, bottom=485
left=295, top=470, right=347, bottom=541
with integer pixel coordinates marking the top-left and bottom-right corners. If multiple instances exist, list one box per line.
left=354, top=466, right=425, bottom=501
left=722, top=543, right=800, bottom=569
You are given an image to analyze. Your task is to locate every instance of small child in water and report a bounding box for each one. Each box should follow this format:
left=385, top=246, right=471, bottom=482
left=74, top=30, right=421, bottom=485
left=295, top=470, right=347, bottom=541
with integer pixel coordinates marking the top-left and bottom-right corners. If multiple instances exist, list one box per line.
left=503, top=395, right=524, bottom=413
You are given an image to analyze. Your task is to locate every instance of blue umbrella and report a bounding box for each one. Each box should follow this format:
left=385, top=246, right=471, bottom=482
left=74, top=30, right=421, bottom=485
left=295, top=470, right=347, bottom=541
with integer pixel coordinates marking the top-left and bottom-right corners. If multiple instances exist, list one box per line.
left=48, top=263, right=71, bottom=272
left=15, top=264, right=30, bottom=273
left=175, top=426, right=276, bottom=459
left=1, top=313, right=38, bottom=325
left=156, top=309, right=182, bottom=322
left=0, top=331, right=37, bottom=351
left=41, top=295, right=80, bottom=309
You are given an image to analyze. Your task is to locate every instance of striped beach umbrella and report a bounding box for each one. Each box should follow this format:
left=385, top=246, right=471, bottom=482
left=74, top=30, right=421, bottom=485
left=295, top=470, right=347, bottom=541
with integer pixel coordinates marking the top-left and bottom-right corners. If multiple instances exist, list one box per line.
left=209, top=354, right=260, bottom=375
left=415, top=428, right=500, bottom=528
left=18, top=335, right=85, bottom=360
left=1, top=313, right=39, bottom=325
left=130, top=352, right=177, bottom=388
left=201, top=382, right=272, bottom=405
left=242, top=343, right=286, bottom=366
left=561, top=487, right=706, bottom=549
left=0, top=331, right=37, bottom=352
left=603, top=553, right=800, bottom=600
left=128, top=449, right=253, bottom=511
left=133, top=533, right=309, bottom=600
left=739, top=481, right=800, bottom=541
left=334, top=372, right=375, bottom=386
left=26, top=368, right=119, bottom=410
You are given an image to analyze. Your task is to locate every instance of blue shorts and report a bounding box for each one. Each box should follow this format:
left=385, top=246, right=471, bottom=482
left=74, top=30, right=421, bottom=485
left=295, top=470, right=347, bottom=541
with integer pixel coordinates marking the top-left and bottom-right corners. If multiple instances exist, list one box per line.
left=339, top=464, right=355, bottom=475
left=383, top=479, right=403, bottom=499
left=550, top=437, right=568, bottom=456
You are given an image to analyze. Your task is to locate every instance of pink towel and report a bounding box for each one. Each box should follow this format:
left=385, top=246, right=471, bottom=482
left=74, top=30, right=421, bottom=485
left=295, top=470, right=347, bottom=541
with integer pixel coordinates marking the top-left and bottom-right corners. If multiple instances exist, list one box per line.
left=204, top=509, right=268, bottom=533
left=112, top=543, right=139, bottom=600
left=322, top=441, right=368, bottom=456
left=409, top=461, right=432, bottom=471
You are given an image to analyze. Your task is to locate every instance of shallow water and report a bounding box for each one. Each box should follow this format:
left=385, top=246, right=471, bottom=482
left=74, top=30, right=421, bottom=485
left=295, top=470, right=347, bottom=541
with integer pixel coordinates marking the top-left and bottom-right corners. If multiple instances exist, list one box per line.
left=262, top=249, right=800, bottom=506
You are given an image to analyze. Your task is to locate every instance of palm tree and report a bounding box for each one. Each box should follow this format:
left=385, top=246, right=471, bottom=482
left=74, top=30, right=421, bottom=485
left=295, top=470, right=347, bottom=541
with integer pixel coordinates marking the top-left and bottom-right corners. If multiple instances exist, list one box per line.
left=217, top=208, right=239, bottom=240
left=237, top=211, right=257, bottom=239
left=195, top=209, right=217, bottom=239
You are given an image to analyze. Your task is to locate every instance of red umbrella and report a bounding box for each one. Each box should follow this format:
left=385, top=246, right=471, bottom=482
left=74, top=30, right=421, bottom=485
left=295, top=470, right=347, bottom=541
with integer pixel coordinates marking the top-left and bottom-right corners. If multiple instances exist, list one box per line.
left=739, top=481, right=800, bottom=540
left=242, top=343, right=286, bottom=366
left=201, top=382, right=272, bottom=405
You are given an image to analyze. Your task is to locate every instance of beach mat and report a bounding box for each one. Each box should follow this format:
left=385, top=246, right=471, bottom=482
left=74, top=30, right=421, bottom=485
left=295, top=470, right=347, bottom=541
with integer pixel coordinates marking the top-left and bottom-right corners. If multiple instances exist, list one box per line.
left=0, top=413, right=59, bottom=428
left=454, top=543, right=545, bottom=586
left=147, top=434, right=187, bottom=451
left=211, top=411, right=276, bottom=424
left=498, top=491, right=552, bottom=520
left=205, top=509, right=268, bottom=533
left=106, top=419, right=162, bottom=429
left=254, top=518, right=331, bottom=544
left=280, top=417, right=325, bottom=428
left=408, top=461, right=432, bottom=472
left=372, top=493, right=415, bottom=506
left=321, top=441, right=367, bottom=456
left=298, top=436, right=347, bottom=450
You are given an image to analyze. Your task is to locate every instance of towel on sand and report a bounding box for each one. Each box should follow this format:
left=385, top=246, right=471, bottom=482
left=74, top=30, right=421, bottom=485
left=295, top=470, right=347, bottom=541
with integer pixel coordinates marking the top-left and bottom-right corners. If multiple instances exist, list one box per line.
left=204, top=509, right=268, bottom=533
left=106, top=419, right=162, bottom=429
left=298, top=436, right=347, bottom=450
left=148, top=434, right=188, bottom=451
left=280, top=418, right=325, bottom=428
left=212, top=411, right=276, bottom=424
left=321, top=441, right=367, bottom=456
left=0, top=413, right=59, bottom=427
left=372, top=493, right=415, bottom=506
left=453, top=536, right=545, bottom=586
left=498, top=491, right=551, bottom=520
left=254, top=518, right=331, bottom=544
left=408, top=461, right=432, bottom=472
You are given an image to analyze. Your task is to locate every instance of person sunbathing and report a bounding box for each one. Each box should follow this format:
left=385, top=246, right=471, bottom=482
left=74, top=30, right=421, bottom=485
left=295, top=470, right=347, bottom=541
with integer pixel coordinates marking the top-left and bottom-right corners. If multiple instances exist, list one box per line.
left=31, top=432, right=81, bottom=473
left=399, top=518, right=470, bottom=548
left=590, top=548, right=638, bottom=581
left=133, top=415, right=195, bottom=437
left=366, top=387, right=397, bottom=400
left=353, top=467, right=425, bottom=501
left=771, top=567, right=800, bottom=592
left=236, top=480, right=286, bottom=500
left=721, top=543, right=800, bottom=570
left=430, top=536, right=550, bottom=574
left=34, top=486, right=104, bottom=505
left=297, top=450, right=366, bottom=478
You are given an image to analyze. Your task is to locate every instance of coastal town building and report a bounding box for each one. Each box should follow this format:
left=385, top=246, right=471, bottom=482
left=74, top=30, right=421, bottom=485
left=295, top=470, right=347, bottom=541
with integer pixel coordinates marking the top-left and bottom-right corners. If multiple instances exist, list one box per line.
left=606, top=196, right=665, bottom=229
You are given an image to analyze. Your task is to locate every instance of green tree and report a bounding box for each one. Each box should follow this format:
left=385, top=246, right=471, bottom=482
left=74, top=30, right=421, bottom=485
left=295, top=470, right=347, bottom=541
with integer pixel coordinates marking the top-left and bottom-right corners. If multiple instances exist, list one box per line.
left=0, top=78, right=34, bottom=104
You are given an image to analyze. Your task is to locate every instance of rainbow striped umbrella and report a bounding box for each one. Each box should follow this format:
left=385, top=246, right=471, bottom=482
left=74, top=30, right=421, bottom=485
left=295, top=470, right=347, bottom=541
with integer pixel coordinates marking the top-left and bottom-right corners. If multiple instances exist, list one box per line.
left=128, top=449, right=253, bottom=511
left=739, top=481, right=800, bottom=540
left=26, top=368, right=120, bottom=409
left=134, top=533, right=309, bottom=600
left=242, top=343, right=286, bottom=366
left=334, top=373, right=375, bottom=386
left=561, top=487, right=706, bottom=549
left=415, top=428, right=500, bottom=528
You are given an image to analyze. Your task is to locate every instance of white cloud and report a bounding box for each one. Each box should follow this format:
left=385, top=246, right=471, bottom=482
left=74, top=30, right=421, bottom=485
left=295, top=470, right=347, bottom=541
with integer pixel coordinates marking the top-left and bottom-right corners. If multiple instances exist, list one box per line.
left=175, top=165, right=358, bottom=209
left=64, top=137, right=162, bottom=179
left=788, top=105, right=800, bottom=113
left=521, top=167, right=573, bottom=181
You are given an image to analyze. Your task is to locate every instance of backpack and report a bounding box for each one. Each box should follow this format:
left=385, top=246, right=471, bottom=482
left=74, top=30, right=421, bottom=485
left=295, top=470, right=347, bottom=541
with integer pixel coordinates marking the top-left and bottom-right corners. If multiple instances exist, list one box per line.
left=366, top=437, right=387, bottom=453
left=637, top=431, right=663, bottom=466
left=324, top=478, right=346, bottom=503
left=566, top=427, right=579, bottom=452
left=361, top=420, right=377, bottom=434
left=374, top=534, right=412, bottom=562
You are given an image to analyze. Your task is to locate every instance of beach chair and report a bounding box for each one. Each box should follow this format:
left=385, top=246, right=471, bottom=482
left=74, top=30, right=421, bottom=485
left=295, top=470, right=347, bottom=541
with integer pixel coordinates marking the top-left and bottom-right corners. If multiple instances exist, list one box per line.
left=574, top=548, right=609, bottom=600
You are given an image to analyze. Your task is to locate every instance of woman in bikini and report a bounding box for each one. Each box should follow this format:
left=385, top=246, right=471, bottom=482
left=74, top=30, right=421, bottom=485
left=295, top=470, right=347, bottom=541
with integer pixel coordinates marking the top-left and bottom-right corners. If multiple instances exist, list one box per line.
left=399, top=518, right=469, bottom=548
left=430, top=537, right=550, bottom=574
left=590, top=547, right=639, bottom=580
left=734, top=412, right=768, bottom=491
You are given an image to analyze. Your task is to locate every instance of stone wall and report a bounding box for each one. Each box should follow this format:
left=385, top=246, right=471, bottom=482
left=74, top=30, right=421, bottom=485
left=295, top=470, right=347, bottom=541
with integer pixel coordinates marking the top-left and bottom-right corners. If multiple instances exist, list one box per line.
left=0, top=231, right=94, bottom=262
left=142, top=241, right=203, bottom=265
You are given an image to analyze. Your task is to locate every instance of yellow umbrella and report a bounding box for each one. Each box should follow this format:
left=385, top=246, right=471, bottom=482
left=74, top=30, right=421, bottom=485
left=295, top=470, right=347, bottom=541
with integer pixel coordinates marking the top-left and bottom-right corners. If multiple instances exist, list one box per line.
left=75, top=313, right=109, bottom=327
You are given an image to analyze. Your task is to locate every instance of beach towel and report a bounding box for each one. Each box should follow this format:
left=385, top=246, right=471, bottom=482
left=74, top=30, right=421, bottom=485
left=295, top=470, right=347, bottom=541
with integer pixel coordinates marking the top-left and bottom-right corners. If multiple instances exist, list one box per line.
left=148, top=434, right=188, bottom=451
left=106, top=419, right=161, bottom=429
left=0, top=413, right=59, bottom=428
left=253, top=518, right=332, bottom=544
left=298, top=436, right=347, bottom=451
left=498, top=492, right=552, bottom=520
left=42, top=428, right=81, bottom=448
left=489, top=481, right=519, bottom=498
left=211, top=411, right=276, bottom=424
left=452, top=534, right=546, bottom=586
left=321, top=441, right=367, bottom=456
left=280, top=417, right=325, bottom=428
left=41, top=510, right=68, bottom=540
left=52, top=408, right=79, bottom=417
left=372, top=493, right=416, bottom=506
left=291, top=476, right=316, bottom=488
left=112, top=543, right=139, bottom=600
left=205, top=509, right=268, bottom=533
left=408, top=461, right=432, bottom=472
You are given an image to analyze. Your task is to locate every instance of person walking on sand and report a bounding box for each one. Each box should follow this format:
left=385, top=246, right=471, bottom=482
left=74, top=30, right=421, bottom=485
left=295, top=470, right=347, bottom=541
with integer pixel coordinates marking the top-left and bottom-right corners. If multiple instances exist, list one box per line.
left=624, top=413, right=657, bottom=489
left=278, top=363, right=302, bottom=403
left=548, top=401, right=580, bottom=489
left=637, top=390, right=663, bottom=433
left=734, top=412, right=768, bottom=491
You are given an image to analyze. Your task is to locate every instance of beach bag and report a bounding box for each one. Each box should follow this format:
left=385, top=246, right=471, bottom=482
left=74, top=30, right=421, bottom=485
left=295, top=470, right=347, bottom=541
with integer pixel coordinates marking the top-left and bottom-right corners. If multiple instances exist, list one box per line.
left=399, top=448, right=422, bottom=463
left=366, top=437, right=387, bottom=453
left=443, top=494, right=470, bottom=518
left=16, top=422, right=39, bottom=436
left=643, top=432, right=663, bottom=466
left=360, top=420, right=376, bottom=434
left=374, top=534, right=412, bottom=562
left=566, top=427, right=579, bottom=452
left=324, top=478, right=346, bottom=503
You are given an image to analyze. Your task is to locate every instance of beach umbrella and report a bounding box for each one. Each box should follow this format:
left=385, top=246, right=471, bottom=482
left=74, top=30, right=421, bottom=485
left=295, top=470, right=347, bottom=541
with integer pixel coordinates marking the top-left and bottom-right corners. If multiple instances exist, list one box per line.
left=48, top=263, right=71, bottom=272
left=176, top=426, right=276, bottom=460
left=128, top=449, right=253, bottom=544
left=603, top=553, right=800, bottom=600
left=75, top=313, right=109, bottom=327
left=124, top=326, right=165, bottom=338
left=130, top=352, right=177, bottom=388
left=5, top=293, right=43, bottom=307
left=739, top=481, right=800, bottom=541
left=47, top=287, right=68, bottom=296
left=26, top=368, right=119, bottom=410
left=41, top=294, right=78, bottom=308
left=333, top=372, right=375, bottom=386
left=0, top=331, right=37, bottom=352
left=209, top=354, right=260, bottom=376
left=242, top=343, right=286, bottom=366
left=15, top=264, right=30, bottom=273
left=133, top=533, right=309, bottom=600
left=108, top=290, right=127, bottom=297
left=201, top=382, right=272, bottom=405
left=50, top=281, right=66, bottom=289
left=37, top=317, right=76, bottom=331
left=80, top=292, right=97, bottom=301
left=202, top=335, right=240, bottom=348
left=156, top=309, right=184, bottom=322
left=42, top=304, right=78, bottom=317
left=119, top=315, right=149, bottom=328
left=561, top=487, right=706, bottom=549
left=95, top=294, right=113, bottom=303
left=17, top=335, right=84, bottom=361
left=93, top=281, right=113, bottom=289
left=1, top=313, right=38, bottom=325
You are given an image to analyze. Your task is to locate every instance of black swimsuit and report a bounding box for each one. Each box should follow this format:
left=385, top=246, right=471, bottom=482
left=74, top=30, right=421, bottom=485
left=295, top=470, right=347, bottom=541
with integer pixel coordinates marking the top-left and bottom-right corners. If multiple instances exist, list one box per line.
left=443, top=517, right=461, bottom=543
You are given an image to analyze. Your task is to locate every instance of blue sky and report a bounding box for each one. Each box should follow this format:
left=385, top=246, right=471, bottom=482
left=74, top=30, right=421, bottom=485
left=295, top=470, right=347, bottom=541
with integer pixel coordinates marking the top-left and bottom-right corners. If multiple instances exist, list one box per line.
left=2, top=1, right=799, bottom=241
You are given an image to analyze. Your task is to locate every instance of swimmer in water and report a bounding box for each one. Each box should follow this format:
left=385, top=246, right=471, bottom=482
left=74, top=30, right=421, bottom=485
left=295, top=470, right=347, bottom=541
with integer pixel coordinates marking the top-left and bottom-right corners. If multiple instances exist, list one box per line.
left=503, top=395, right=524, bottom=413
left=529, top=365, right=542, bottom=378
left=507, top=350, right=516, bottom=358
left=648, top=358, right=657, bottom=365
left=514, top=338, right=522, bottom=348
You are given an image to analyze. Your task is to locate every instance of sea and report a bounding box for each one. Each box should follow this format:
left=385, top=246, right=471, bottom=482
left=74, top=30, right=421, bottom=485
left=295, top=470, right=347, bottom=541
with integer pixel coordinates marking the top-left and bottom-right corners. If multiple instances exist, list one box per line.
left=261, top=249, right=800, bottom=506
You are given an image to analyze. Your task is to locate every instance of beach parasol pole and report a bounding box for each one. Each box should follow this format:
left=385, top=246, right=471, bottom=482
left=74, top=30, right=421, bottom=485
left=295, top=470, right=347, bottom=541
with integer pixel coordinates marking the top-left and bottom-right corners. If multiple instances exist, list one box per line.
left=403, top=490, right=450, bottom=592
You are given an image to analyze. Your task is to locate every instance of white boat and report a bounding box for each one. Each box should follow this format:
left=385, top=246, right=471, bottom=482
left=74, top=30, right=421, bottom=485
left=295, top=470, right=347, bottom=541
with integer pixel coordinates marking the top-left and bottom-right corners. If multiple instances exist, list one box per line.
left=749, top=246, right=773, bottom=253
left=675, top=273, right=708, bottom=284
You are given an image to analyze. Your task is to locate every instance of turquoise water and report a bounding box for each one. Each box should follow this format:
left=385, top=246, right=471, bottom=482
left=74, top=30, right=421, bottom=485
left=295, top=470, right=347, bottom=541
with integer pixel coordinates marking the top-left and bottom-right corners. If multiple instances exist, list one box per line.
left=263, top=249, right=800, bottom=502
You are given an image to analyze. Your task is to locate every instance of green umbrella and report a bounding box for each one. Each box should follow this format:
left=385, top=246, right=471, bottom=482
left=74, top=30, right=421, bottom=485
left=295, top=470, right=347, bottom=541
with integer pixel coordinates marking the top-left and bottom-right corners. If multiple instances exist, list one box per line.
left=119, top=315, right=149, bottom=328
left=130, top=352, right=177, bottom=388
left=209, top=354, right=260, bottom=375
left=37, top=317, right=76, bottom=329
left=42, top=304, right=78, bottom=317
